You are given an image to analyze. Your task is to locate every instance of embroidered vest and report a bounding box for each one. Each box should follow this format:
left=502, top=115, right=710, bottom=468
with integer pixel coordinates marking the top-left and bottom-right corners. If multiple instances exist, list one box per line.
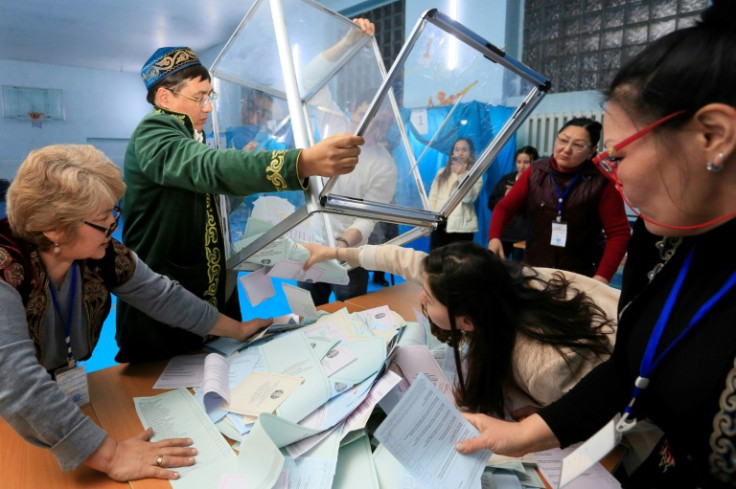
left=0, top=218, right=136, bottom=364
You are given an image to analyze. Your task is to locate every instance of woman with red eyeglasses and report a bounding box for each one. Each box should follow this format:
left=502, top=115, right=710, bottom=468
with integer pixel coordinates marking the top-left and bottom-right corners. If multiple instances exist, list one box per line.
left=488, top=118, right=631, bottom=283
left=0, top=145, right=271, bottom=482
left=456, top=1, right=736, bottom=487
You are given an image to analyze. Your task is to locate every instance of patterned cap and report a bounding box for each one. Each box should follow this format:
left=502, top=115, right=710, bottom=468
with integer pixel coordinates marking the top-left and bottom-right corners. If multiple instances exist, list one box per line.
left=140, top=47, right=202, bottom=89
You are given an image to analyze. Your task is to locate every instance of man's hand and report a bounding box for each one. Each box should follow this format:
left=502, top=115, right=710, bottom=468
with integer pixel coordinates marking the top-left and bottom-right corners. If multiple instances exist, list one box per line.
left=298, top=133, right=364, bottom=178
left=209, top=315, right=271, bottom=341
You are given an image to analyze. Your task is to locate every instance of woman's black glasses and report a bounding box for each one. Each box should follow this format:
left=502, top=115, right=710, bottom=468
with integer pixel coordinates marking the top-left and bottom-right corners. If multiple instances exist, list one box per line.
left=83, top=206, right=121, bottom=238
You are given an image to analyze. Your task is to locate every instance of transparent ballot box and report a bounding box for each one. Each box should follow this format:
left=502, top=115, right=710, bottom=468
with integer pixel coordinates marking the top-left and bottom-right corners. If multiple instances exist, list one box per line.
left=210, top=2, right=549, bottom=272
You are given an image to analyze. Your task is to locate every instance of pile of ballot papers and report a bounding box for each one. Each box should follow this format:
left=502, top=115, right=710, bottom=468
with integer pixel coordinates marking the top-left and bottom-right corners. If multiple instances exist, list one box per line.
left=135, top=304, right=621, bottom=489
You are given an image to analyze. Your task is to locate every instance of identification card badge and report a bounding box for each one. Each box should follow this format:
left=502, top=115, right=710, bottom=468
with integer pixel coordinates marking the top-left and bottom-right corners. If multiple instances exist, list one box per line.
left=55, top=363, right=90, bottom=407
left=559, top=418, right=621, bottom=487
left=551, top=221, right=568, bottom=247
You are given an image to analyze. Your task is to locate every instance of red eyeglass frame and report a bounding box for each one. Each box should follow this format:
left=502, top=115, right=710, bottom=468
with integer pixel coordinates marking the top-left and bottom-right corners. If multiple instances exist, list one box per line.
left=593, top=109, right=736, bottom=231
left=592, top=110, right=686, bottom=178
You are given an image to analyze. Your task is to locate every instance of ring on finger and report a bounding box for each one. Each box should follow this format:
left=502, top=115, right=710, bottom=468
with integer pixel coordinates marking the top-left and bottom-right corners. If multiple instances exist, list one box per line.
left=155, top=455, right=164, bottom=467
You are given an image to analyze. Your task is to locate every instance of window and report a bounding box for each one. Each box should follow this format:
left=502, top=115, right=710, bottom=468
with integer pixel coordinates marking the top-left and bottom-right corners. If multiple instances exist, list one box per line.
left=523, top=0, right=708, bottom=93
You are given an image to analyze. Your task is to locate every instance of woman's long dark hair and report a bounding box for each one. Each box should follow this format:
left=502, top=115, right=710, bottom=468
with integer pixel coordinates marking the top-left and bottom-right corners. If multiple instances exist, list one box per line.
left=436, top=137, right=476, bottom=187
left=423, top=241, right=613, bottom=416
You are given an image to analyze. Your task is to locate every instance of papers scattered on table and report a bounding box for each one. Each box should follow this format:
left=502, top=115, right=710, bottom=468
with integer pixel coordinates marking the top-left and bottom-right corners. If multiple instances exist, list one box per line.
left=140, top=304, right=603, bottom=489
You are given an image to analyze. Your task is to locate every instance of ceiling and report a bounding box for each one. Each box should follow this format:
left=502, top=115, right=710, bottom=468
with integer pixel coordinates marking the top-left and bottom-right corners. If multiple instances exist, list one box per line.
left=0, top=0, right=340, bottom=74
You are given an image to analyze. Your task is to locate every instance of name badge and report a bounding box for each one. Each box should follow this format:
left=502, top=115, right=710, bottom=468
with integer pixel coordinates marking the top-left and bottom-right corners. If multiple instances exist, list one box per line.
left=551, top=221, right=568, bottom=247
left=559, top=418, right=621, bottom=487
left=55, top=364, right=90, bottom=407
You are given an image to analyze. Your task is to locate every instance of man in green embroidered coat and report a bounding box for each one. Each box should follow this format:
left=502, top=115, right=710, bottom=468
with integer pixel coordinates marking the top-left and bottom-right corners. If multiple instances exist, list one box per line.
left=116, top=46, right=364, bottom=362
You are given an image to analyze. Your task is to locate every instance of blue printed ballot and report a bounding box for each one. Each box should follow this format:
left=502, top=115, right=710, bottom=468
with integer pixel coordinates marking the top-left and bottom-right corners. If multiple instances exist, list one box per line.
left=374, top=373, right=490, bottom=489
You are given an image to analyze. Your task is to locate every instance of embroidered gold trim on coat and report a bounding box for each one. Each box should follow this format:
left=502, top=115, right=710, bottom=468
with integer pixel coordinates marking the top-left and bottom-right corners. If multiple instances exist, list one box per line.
left=266, top=150, right=289, bottom=191
left=153, top=107, right=188, bottom=128
left=204, top=194, right=220, bottom=307
left=709, top=355, right=736, bottom=483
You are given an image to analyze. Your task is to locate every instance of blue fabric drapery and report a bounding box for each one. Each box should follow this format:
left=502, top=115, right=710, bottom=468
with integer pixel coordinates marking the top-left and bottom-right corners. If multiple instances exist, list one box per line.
left=398, top=101, right=517, bottom=247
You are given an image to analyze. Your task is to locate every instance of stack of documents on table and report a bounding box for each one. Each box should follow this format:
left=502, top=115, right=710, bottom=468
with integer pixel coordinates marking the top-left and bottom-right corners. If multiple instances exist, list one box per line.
left=135, top=304, right=406, bottom=488
left=136, top=303, right=615, bottom=489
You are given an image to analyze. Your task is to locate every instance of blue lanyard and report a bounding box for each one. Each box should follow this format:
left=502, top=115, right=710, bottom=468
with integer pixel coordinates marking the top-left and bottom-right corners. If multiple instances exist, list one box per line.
left=550, top=173, right=579, bottom=222
left=48, top=263, right=77, bottom=368
left=618, top=246, right=736, bottom=432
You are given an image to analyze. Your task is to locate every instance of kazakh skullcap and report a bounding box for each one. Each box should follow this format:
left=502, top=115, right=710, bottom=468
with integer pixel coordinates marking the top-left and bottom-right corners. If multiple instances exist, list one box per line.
left=140, top=46, right=202, bottom=89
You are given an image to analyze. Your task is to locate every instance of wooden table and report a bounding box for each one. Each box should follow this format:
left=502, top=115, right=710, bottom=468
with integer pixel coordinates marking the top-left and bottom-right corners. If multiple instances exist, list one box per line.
left=346, top=281, right=422, bottom=321
left=0, top=405, right=126, bottom=489
left=0, top=283, right=620, bottom=488
left=0, top=300, right=362, bottom=489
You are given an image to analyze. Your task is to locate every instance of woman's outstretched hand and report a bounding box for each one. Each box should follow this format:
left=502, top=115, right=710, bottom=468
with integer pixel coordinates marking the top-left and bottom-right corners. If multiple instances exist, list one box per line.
left=301, top=242, right=337, bottom=270
left=456, top=413, right=559, bottom=457
left=85, top=430, right=197, bottom=482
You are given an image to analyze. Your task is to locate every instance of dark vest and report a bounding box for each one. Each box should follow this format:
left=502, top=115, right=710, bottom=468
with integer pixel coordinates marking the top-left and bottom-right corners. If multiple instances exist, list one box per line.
left=525, top=158, right=607, bottom=276
left=0, top=218, right=135, bottom=365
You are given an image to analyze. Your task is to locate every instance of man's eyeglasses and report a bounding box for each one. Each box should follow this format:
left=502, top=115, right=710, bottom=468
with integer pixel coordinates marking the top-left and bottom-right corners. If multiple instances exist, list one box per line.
left=84, top=206, right=121, bottom=238
left=555, top=135, right=591, bottom=154
left=592, top=110, right=686, bottom=180
left=168, top=88, right=218, bottom=107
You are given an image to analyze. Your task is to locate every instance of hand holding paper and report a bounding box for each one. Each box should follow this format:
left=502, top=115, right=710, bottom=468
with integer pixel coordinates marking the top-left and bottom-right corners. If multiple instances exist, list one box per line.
left=374, top=373, right=490, bottom=489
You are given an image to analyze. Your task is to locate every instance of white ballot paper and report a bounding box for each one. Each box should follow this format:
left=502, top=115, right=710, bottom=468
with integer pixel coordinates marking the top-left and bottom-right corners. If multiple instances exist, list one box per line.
left=283, top=283, right=320, bottom=319
left=391, top=344, right=455, bottom=403
left=535, top=444, right=621, bottom=489
left=134, top=389, right=235, bottom=478
left=374, top=373, right=490, bottom=489
left=203, top=353, right=230, bottom=413
left=153, top=353, right=207, bottom=389
left=240, top=267, right=276, bottom=306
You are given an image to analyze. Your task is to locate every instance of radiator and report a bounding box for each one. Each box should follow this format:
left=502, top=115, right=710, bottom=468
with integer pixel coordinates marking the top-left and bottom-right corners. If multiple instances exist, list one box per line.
left=517, top=110, right=604, bottom=157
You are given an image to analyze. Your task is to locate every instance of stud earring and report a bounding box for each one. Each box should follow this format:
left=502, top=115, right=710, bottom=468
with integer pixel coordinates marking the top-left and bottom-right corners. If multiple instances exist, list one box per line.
left=707, top=152, right=725, bottom=173
left=53, top=243, right=61, bottom=254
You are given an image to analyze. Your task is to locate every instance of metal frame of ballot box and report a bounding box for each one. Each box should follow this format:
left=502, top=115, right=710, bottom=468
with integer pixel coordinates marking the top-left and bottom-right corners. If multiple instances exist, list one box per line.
left=208, top=1, right=549, bottom=272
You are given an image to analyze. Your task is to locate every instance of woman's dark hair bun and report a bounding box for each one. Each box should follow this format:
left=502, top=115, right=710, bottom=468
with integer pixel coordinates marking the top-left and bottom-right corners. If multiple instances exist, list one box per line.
left=699, top=0, right=736, bottom=32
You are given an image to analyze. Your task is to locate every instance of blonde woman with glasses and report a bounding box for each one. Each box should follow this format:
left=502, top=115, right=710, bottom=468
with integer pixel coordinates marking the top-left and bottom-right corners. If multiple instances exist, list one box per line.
left=1, top=145, right=268, bottom=482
